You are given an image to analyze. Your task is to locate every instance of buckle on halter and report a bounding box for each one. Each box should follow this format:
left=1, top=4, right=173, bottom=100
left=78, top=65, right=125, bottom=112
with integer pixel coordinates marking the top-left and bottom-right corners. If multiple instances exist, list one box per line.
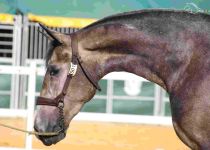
left=69, top=62, right=77, bottom=76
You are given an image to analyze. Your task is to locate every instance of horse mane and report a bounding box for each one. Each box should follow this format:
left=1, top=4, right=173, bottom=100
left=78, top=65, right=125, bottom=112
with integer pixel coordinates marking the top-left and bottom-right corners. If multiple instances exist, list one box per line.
left=82, top=9, right=210, bottom=31
left=45, top=9, right=210, bottom=66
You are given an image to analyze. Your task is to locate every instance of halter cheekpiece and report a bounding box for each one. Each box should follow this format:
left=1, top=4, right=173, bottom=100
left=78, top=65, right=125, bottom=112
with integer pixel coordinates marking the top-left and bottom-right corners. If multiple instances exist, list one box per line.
left=36, top=32, right=101, bottom=134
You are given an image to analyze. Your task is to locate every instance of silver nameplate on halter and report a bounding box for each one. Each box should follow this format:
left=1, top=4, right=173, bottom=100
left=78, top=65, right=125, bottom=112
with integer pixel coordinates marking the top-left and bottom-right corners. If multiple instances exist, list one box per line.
left=69, top=62, right=77, bottom=76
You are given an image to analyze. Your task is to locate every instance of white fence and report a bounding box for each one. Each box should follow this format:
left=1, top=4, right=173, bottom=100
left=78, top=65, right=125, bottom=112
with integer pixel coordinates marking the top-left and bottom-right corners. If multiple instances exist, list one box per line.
left=0, top=62, right=172, bottom=150
left=0, top=62, right=36, bottom=150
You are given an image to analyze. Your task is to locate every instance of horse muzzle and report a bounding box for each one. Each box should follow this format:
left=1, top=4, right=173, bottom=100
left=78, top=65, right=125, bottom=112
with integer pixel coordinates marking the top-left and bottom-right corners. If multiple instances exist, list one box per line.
left=34, top=106, right=68, bottom=146
left=34, top=125, right=67, bottom=146
left=38, top=133, right=66, bottom=146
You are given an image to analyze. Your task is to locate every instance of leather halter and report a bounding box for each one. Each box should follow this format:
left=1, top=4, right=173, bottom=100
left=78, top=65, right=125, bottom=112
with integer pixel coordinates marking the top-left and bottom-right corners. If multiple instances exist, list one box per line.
left=36, top=33, right=101, bottom=132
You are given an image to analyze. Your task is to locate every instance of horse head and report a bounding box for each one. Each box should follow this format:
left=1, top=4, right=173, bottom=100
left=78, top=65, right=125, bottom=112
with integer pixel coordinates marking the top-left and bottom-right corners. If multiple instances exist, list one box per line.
left=34, top=24, right=100, bottom=145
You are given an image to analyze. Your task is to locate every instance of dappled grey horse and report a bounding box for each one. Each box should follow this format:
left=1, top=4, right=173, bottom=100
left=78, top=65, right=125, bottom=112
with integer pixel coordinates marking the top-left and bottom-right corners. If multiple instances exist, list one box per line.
left=34, top=9, right=210, bottom=149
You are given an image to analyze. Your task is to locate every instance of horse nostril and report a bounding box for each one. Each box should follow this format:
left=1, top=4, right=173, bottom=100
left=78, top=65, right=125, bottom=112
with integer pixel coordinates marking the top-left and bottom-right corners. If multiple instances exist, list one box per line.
left=34, top=123, right=45, bottom=134
left=34, top=121, right=60, bottom=134
left=53, top=125, right=62, bottom=132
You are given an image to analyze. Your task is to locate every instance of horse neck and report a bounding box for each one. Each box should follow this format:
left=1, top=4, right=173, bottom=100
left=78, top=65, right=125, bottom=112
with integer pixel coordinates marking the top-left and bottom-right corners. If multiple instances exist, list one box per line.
left=77, top=23, right=187, bottom=92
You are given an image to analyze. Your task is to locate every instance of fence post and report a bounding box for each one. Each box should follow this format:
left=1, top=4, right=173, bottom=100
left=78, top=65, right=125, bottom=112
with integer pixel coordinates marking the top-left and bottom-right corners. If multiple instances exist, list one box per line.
left=10, top=15, right=23, bottom=109
left=154, top=85, right=164, bottom=116
left=19, top=16, right=30, bottom=108
left=25, top=61, right=36, bottom=150
left=106, top=80, right=113, bottom=113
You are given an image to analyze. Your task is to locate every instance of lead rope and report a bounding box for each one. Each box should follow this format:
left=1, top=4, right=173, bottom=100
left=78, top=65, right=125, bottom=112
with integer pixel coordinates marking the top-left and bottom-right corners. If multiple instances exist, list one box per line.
left=0, top=101, right=65, bottom=136
left=0, top=103, right=64, bottom=136
left=0, top=123, right=60, bottom=136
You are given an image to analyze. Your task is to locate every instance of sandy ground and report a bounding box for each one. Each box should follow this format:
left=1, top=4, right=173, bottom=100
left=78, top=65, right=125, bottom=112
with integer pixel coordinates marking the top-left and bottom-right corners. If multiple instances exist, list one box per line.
left=0, top=118, right=189, bottom=150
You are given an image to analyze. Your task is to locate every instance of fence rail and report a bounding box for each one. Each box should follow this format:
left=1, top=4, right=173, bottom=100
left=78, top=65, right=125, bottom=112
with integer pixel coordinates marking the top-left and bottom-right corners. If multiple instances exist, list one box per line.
left=0, top=63, right=36, bottom=150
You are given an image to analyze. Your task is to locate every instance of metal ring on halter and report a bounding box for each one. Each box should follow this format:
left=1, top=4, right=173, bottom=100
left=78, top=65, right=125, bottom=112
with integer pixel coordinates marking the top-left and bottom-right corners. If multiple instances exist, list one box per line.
left=58, top=101, right=64, bottom=108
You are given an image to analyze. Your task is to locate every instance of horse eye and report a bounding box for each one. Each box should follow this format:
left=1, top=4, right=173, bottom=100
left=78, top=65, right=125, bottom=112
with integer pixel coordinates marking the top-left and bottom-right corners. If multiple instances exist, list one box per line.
left=48, top=67, right=60, bottom=76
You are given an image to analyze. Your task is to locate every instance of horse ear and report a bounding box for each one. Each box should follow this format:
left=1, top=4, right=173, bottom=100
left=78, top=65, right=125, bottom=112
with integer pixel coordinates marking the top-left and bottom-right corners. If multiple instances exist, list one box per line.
left=39, top=23, right=63, bottom=44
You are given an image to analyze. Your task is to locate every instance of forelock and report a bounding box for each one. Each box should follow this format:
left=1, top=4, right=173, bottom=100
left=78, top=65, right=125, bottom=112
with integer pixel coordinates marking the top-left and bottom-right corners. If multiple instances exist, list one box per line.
left=45, top=40, right=61, bottom=67
left=45, top=40, right=71, bottom=67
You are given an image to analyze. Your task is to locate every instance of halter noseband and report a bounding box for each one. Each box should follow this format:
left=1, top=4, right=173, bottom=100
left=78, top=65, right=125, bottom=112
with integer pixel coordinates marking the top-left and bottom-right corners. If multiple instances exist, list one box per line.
left=36, top=33, right=101, bottom=133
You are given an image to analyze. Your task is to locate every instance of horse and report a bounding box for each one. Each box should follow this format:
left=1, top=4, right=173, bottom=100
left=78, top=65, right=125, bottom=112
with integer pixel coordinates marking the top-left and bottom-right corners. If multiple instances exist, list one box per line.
left=34, top=9, right=210, bottom=149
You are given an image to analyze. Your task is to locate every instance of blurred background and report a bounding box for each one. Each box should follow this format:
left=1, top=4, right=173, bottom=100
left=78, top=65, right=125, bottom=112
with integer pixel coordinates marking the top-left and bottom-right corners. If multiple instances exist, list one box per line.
left=0, top=0, right=209, bottom=150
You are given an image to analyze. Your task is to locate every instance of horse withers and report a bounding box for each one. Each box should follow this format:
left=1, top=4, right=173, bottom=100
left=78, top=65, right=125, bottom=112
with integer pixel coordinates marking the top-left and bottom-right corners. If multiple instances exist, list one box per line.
left=34, top=9, right=210, bottom=149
